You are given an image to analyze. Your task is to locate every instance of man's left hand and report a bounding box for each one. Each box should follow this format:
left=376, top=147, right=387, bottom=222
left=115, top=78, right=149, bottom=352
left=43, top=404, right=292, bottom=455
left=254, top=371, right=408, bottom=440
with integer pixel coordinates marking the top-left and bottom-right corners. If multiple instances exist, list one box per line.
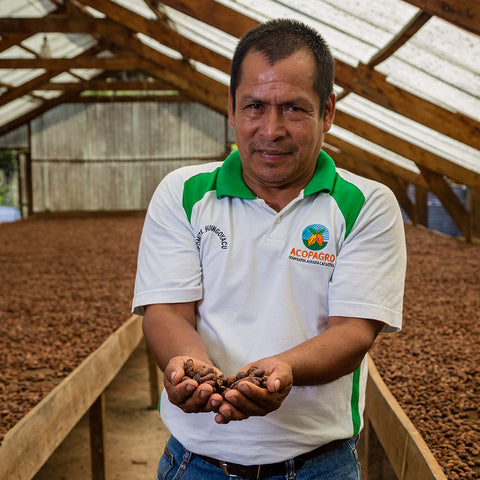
left=214, top=358, right=293, bottom=424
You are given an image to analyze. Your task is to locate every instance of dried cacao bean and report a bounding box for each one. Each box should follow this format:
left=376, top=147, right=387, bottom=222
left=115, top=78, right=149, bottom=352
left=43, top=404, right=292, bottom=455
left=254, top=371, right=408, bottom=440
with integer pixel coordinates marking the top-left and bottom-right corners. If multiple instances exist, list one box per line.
left=180, top=359, right=269, bottom=397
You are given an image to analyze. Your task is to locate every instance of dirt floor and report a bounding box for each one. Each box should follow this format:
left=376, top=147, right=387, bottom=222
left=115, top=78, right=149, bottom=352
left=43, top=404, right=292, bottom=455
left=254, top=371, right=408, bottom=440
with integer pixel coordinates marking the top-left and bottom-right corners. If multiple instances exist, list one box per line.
left=1, top=213, right=479, bottom=479
left=33, top=339, right=170, bottom=480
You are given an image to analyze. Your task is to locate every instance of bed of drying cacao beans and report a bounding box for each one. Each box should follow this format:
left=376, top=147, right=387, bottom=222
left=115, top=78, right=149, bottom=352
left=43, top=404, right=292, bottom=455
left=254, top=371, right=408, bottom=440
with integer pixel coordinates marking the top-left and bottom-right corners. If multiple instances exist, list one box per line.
left=0, top=213, right=478, bottom=479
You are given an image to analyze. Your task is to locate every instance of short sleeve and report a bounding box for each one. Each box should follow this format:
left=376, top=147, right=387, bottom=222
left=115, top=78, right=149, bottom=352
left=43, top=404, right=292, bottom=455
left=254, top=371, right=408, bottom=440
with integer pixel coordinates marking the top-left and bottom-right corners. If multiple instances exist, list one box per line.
left=132, top=172, right=203, bottom=315
left=328, top=182, right=406, bottom=332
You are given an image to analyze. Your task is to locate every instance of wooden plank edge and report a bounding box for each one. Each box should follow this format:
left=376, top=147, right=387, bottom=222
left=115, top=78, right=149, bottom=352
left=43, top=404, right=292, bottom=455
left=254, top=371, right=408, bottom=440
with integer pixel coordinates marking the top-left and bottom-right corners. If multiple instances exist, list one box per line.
left=0, top=314, right=143, bottom=480
left=366, top=356, right=448, bottom=480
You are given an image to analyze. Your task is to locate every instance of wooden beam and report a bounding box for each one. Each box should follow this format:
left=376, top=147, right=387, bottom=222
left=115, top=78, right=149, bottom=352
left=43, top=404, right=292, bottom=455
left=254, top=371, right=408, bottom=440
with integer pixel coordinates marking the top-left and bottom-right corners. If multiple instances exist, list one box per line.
left=0, top=5, right=66, bottom=53
left=368, top=11, right=432, bottom=67
left=0, top=16, right=126, bottom=36
left=0, top=57, right=154, bottom=70
left=366, top=357, right=448, bottom=480
left=469, top=188, right=480, bottom=239
left=76, top=3, right=229, bottom=113
left=102, top=31, right=228, bottom=114
left=417, top=165, right=472, bottom=241
left=335, top=60, right=480, bottom=152
left=0, top=81, right=85, bottom=136
left=37, top=80, right=174, bottom=90
left=333, top=109, right=480, bottom=189
left=73, top=93, right=190, bottom=103
left=0, top=46, right=103, bottom=109
left=162, top=0, right=480, bottom=152
left=0, top=315, right=143, bottom=480
left=415, top=185, right=429, bottom=227
left=89, top=394, right=107, bottom=480
left=324, top=138, right=418, bottom=221
left=403, top=0, right=480, bottom=36
left=79, top=0, right=231, bottom=73
left=0, top=33, right=32, bottom=54
left=324, top=134, right=427, bottom=188
left=160, top=0, right=258, bottom=38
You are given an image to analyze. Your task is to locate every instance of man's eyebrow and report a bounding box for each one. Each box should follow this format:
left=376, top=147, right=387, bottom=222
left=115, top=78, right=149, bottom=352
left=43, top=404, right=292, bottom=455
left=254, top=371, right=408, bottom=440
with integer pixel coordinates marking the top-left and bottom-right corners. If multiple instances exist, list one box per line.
left=238, top=95, right=312, bottom=106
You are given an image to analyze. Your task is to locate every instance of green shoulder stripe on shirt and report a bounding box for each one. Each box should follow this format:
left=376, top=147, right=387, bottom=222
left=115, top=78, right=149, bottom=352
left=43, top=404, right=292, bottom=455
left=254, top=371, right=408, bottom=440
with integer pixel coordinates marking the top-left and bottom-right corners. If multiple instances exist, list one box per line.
left=182, top=168, right=220, bottom=223
left=330, top=173, right=365, bottom=240
left=351, top=366, right=362, bottom=435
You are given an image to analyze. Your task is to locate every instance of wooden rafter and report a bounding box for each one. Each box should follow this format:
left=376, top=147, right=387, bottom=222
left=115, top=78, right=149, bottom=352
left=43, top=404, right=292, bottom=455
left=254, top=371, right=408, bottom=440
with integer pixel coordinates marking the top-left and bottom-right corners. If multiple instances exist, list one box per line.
left=417, top=165, right=472, bottom=241
left=0, top=58, right=154, bottom=70
left=324, top=138, right=418, bottom=222
left=0, top=46, right=103, bottom=109
left=403, top=0, right=480, bottom=36
left=368, top=10, right=432, bottom=67
left=0, top=0, right=478, bottom=240
left=36, top=80, right=175, bottom=91
left=333, top=110, right=480, bottom=189
left=324, top=134, right=427, bottom=189
left=79, top=0, right=231, bottom=74
left=160, top=0, right=480, bottom=151
left=159, top=0, right=258, bottom=38
left=334, top=60, right=480, bottom=152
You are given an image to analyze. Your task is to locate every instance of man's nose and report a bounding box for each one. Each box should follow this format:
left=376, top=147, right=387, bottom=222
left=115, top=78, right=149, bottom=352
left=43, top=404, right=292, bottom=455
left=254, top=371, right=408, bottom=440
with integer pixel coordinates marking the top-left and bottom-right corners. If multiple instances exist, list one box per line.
left=259, top=107, right=286, bottom=140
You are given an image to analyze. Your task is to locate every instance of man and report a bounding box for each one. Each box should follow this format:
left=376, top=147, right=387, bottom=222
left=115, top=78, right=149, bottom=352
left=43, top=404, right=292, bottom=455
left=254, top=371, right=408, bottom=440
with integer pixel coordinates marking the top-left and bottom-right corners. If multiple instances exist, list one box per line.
left=133, top=18, right=406, bottom=480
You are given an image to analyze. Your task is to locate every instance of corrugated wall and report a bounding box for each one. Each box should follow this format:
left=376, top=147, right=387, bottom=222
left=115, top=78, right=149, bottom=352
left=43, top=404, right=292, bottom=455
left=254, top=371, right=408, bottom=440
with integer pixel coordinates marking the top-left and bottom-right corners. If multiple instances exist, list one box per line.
left=31, top=102, right=227, bottom=212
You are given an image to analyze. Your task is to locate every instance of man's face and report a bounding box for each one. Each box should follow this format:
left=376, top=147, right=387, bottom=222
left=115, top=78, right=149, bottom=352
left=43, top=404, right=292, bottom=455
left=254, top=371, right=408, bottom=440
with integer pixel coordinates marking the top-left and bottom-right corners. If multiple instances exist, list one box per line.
left=228, top=50, right=335, bottom=196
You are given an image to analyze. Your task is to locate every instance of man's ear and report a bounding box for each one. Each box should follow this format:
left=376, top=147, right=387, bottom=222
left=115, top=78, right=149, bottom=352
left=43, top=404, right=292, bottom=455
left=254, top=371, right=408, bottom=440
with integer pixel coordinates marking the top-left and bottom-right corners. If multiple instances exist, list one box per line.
left=322, top=92, right=336, bottom=132
left=228, top=89, right=235, bottom=127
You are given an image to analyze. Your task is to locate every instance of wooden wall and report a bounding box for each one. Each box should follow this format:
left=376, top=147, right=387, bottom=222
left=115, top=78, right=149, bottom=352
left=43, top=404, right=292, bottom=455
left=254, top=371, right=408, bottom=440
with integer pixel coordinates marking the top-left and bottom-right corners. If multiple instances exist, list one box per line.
left=29, top=102, right=228, bottom=212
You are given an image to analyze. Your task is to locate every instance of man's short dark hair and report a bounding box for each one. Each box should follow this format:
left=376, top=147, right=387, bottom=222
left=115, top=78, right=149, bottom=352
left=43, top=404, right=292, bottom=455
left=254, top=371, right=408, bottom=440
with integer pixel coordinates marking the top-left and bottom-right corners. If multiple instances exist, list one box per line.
left=230, top=18, right=335, bottom=114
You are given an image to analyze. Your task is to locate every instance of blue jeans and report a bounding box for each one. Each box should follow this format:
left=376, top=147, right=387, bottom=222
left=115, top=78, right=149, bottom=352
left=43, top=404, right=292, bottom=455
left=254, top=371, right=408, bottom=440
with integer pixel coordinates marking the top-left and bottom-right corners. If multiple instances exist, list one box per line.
left=156, top=435, right=361, bottom=480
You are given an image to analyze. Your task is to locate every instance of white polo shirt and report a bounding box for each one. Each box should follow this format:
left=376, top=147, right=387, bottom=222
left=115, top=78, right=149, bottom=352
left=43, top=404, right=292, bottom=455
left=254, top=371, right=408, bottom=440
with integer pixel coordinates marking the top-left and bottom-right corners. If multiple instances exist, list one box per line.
left=133, top=149, right=406, bottom=465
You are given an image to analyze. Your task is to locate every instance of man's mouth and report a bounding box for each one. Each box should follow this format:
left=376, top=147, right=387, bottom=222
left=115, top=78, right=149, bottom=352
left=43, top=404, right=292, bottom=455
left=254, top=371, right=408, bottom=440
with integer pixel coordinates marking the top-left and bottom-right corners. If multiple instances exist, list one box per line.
left=255, top=148, right=292, bottom=160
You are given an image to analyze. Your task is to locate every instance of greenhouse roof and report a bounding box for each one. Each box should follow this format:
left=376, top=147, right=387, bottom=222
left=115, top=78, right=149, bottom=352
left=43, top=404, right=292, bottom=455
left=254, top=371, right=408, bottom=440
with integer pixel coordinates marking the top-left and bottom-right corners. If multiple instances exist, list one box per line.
left=0, top=0, right=479, bottom=233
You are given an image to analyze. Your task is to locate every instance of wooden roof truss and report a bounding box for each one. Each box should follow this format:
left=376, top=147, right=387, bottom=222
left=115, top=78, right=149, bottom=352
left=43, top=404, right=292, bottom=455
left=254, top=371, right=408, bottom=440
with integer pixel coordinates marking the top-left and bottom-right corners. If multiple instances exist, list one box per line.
left=0, top=0, right=479, bottom=240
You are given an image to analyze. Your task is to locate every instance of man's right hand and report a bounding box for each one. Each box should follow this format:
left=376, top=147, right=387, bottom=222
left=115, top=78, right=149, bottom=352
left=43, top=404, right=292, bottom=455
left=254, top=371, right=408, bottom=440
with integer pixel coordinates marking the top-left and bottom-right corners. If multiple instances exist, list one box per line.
left=164, top=356, right=224, bottom=413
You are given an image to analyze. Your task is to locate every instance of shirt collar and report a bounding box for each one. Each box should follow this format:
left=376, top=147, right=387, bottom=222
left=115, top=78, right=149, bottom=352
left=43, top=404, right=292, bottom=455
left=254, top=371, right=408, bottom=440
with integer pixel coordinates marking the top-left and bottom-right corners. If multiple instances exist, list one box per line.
left=216, top=149, right=336, bottom=199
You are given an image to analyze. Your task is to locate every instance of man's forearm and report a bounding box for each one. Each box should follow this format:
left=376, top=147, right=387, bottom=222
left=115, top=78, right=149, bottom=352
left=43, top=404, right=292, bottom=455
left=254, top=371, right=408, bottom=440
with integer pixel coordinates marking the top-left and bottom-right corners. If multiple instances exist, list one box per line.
left=275, top=316, right=384, bottom=386
left=142, top=302, right=211, bottom=371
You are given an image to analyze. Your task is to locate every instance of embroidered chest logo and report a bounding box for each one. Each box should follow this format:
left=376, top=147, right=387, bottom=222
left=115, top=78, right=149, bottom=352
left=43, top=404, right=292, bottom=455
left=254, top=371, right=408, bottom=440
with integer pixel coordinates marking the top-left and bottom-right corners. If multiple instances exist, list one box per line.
left=195, top=224, right=228, bottom=250
left=302, top=224, right=329, bottom=251
left=289, top=224, right=335, bottom=267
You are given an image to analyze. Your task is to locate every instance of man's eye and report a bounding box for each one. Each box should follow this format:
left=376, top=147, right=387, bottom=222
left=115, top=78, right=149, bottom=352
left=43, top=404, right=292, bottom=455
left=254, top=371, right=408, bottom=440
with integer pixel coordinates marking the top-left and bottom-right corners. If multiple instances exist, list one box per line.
left=285, top=105, right=302, bottom=113
left=249, top=103, right=262, bottom=109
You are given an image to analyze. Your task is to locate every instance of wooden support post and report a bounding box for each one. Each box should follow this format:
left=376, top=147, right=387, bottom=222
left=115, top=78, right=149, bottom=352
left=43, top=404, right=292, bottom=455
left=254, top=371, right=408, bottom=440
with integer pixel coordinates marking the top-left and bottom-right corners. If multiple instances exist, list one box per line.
left=468, top=187, right=480, bottom=241
left=417, top=165, right=471, bottom=241
left=366, top=358, right=447, bottom=480
left=18, top=151, right=32, bottom=218
left=147, top=344, right=161, bottom=409
left=90, top=393, right=107, bottom=480
left=362, top=417, right=397, bottom=480
left=415, top=185, right=428, bottom=227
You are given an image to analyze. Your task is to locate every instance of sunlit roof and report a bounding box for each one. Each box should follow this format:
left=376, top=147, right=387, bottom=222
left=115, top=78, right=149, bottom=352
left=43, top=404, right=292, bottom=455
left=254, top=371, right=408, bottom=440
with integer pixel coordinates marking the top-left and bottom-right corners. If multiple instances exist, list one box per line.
left=0, top=0, right=479, bottom=178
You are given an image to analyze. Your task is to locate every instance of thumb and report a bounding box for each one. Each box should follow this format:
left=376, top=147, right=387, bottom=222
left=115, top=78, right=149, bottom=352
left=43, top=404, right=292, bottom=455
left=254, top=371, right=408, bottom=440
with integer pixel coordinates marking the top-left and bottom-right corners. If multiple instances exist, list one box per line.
left=267, top=377, right=282, bottom=393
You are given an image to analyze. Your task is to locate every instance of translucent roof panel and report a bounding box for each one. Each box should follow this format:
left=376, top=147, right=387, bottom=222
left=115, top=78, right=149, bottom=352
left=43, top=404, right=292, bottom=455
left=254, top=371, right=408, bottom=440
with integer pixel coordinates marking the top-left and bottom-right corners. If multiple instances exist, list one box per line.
left=220, top=0, right=419, bottom=65
left=163, top=6, right=238, bottom=59
left=337, top=94, right=480, bottom=174
left=0, top=96, right=42, bottom=124
left=377, top=18, right=480, bottom=121
left=0, top=0, right=55, bottom=17
left=0, top=0, right=478, bottom=189
left=329, top=124, right=420, bottom=173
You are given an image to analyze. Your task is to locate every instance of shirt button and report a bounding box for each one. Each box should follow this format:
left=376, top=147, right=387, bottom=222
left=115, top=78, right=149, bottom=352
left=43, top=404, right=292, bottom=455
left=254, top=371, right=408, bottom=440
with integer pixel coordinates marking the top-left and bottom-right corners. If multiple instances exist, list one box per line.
left=275, top=217, right=281, bottom=224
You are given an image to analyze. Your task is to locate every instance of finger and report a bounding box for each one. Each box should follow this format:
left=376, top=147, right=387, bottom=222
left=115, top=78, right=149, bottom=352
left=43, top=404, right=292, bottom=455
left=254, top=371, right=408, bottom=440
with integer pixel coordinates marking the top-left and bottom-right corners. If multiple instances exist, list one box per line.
left=167, top=379, right=197, bottom=404
left=164, top=358, right=189, bottom=386
left=225, top=384, right=272, bottom=415
left=205, top=393, right=223, bottom=411
left=179, top=383, right=215, bottom=413
left=215, top=401, right=249, bottom=424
